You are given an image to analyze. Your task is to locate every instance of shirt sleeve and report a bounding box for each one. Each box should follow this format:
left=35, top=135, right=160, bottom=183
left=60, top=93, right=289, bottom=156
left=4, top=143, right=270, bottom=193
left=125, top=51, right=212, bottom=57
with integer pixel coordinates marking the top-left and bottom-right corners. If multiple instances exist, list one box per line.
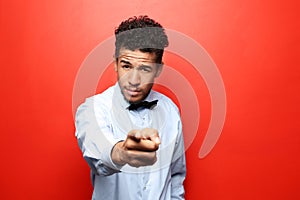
left=75, top=97, right=123, bottom=176
left=170, top=120, right=186, bottom=200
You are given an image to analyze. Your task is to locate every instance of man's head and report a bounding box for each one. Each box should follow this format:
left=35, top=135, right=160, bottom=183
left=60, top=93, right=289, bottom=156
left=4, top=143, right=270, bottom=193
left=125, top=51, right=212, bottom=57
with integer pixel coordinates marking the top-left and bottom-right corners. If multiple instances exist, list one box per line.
left=114, top=15, right=169, bottom=63
left=114, top=16, right=169, bottom=103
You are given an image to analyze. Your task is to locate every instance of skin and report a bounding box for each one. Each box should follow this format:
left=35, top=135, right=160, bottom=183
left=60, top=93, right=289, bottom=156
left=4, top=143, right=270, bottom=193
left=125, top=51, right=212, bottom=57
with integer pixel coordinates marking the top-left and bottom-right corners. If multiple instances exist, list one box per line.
left=114, top=48, right=162, bottom=103
left=112, top=128, right=161, bottom=167
left=111, top=48, right=162, bottom=167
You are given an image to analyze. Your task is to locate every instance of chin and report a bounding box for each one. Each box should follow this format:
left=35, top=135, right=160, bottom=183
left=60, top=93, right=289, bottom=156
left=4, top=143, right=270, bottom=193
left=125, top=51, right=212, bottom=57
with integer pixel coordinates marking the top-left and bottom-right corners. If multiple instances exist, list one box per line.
left=126, top=96, right=144, bottom=104
left=128, top=98, right=142, bottom=104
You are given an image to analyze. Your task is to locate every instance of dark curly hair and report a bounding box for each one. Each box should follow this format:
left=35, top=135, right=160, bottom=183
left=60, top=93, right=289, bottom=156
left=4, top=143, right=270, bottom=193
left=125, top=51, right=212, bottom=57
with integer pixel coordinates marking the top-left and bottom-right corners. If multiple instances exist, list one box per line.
left=114, top=15, right=169, bottom=63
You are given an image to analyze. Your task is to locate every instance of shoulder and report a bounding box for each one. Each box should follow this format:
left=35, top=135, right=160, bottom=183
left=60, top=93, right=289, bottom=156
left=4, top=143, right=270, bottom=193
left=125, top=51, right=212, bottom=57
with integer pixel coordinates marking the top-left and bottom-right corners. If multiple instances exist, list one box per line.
left=76, top=85, right=115, bottom=113
left=92, top=85, right=114, bottom=105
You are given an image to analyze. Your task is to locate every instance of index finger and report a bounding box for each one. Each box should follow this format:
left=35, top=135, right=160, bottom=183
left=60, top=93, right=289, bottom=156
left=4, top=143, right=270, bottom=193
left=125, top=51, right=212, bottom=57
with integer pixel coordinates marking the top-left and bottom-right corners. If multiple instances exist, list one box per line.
left=127, top=129, right=142, bottom=141
left=140, top=128, right=161, bottom=145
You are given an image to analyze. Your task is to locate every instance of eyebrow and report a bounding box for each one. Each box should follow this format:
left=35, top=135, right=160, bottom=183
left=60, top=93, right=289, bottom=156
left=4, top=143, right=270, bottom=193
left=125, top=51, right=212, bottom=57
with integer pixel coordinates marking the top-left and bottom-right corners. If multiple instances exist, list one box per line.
left=120, top=59, right=155, bottom=69
left=120, top=60, right=132, bottom=65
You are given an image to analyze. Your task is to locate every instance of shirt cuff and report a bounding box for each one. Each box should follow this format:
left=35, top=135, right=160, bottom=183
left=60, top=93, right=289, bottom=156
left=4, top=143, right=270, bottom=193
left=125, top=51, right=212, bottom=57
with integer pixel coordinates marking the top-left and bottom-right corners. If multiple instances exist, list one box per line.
left=100, top=140, right=124, bottom=172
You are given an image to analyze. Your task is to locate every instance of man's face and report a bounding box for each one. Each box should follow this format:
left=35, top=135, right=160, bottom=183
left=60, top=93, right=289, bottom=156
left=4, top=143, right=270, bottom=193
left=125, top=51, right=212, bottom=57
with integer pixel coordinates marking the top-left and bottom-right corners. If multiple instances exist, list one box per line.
left=115, top=48, right=162, bottom=103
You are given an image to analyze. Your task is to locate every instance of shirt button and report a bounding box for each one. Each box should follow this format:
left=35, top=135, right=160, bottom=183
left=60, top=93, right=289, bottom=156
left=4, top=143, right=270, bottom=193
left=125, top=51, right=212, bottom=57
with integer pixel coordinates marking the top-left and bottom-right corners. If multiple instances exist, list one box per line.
left=143, top=186, right=146, bottom=190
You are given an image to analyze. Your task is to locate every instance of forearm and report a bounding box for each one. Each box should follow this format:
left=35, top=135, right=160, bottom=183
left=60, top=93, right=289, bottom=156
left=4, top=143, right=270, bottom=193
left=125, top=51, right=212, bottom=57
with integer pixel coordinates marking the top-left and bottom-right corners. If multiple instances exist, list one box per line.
left=77, top=136, right=123, bottom=176
left=75, top=98, right=123, bottom=176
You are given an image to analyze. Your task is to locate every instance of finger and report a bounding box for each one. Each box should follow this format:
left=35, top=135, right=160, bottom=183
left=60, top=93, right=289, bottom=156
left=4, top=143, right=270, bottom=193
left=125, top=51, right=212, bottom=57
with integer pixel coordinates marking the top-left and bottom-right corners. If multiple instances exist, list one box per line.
left=150, top=134, right=161, bottom=145
left=124, top=137, right=158, bottom=151
left=127, top=129, right=142, bottom=141
left=140, top=128, right=160, bottom=144
left=137, top=139, right=159, bottom=151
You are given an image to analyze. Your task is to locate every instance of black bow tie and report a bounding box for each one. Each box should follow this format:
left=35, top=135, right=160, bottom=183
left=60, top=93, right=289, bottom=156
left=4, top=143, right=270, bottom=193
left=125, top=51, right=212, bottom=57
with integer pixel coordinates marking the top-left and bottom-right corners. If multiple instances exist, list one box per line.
left=128, top=100, right=158, bottom=111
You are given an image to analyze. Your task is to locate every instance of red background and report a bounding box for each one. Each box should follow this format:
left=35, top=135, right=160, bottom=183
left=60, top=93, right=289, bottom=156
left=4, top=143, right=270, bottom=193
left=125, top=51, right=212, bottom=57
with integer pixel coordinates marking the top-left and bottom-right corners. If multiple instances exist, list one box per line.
left=1, top=0, right=299, bottom=199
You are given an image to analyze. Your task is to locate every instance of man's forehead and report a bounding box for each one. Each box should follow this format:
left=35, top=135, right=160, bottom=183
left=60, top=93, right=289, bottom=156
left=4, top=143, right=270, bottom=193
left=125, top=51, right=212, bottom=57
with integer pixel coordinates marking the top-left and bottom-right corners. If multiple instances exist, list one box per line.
left=118, top=48, right=157, bottom=63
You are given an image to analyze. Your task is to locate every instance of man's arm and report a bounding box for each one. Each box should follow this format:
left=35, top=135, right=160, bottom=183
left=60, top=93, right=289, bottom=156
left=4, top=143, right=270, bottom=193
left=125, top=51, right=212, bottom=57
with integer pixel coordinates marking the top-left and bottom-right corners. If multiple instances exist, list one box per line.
left=75, top=98, right=161, bottom=176
left=170, top=121, right=186, bottom=200
left=75, top=98, right=122, bottom=176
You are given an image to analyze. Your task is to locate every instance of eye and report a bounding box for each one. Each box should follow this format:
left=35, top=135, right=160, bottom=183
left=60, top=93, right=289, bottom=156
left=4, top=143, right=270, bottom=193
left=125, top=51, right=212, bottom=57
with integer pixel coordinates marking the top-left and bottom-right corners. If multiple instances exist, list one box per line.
left=122, top=65, right=131, bottom=70
left=140, top=66, right=152, bottom=73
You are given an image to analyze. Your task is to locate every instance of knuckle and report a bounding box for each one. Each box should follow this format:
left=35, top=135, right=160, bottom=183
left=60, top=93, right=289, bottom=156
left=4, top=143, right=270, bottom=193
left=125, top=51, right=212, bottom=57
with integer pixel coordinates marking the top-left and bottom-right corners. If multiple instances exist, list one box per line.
left=148, top=142, right=157, bottom=151
left=124, top=140, right=133, bottom=149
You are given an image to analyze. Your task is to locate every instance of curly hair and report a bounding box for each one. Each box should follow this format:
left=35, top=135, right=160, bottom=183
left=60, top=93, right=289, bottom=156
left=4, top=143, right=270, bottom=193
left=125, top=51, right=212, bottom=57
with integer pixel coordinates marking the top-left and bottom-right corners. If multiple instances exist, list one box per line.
left=114, top=15, right=169, bottom=63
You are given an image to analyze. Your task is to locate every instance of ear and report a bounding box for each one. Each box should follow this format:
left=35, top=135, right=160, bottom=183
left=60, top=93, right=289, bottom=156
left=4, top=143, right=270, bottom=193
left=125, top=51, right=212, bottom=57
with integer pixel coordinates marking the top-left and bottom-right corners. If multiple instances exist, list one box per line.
left=113, top=56, right=118, bottom=72
left=155, top=63, right=163, bottom=77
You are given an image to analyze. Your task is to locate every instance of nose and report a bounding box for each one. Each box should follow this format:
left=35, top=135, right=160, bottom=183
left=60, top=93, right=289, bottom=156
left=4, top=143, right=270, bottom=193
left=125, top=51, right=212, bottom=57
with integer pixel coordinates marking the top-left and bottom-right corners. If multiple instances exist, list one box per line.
left=128, top=69, right=141, bottom=87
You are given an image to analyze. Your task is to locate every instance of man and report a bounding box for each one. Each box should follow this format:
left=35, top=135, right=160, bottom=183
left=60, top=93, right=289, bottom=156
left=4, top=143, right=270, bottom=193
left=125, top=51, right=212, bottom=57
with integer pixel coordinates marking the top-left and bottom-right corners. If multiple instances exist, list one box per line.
left=75, top=15, right=186, bottom=200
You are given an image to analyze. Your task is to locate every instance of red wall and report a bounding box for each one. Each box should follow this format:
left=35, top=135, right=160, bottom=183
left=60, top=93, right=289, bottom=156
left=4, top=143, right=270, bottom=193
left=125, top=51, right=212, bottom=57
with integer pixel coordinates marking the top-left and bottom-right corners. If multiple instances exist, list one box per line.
left=1, top=0, right=299, bottom=199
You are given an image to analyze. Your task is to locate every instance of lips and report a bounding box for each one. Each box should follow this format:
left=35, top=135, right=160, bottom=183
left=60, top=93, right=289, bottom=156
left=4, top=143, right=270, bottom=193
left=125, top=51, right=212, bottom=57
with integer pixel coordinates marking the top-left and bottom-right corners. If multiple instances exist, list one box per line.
left=124, top=87, right=141, bottom=96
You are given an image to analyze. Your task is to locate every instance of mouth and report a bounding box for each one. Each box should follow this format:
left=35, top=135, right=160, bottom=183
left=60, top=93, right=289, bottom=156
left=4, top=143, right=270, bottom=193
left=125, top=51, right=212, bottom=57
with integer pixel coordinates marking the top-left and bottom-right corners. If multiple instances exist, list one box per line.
left=124, top=87, right=141, bottom=96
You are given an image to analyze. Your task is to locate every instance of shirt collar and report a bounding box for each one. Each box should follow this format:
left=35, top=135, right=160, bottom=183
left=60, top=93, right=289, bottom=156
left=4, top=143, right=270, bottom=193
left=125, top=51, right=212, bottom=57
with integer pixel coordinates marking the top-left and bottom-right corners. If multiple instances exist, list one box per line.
left=113, top=82, right=155, bottom=110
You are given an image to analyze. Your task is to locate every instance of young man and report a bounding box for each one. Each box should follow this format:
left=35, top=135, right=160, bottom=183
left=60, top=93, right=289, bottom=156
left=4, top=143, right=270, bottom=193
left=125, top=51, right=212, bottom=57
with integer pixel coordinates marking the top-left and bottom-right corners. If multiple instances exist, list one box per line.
left=75, top=16, right=186, bottom=200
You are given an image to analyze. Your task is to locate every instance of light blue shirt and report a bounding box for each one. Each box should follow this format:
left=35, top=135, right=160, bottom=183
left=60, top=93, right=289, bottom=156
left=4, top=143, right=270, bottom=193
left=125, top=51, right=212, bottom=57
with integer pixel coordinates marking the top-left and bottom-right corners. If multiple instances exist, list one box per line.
left=75, top=83, right=186, bottom=200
